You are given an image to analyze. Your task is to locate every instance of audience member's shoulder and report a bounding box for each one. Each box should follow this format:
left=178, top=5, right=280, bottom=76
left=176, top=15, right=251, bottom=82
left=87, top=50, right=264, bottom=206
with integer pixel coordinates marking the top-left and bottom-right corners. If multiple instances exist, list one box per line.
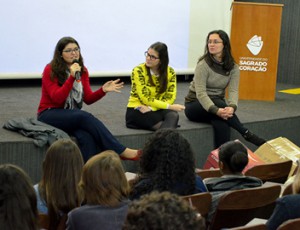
left=195, top=175, right=208, bottom=193
left=68, top=205, right=99, bottom=218
left=244, top=175, right=263, bottom=185
left=69, top=201, right=131, bottom=222
left=279, top=194, right=300, bottom=203
left=203, top=176, right=223, bottom=184
left=134, top=177, right=152, bottom=187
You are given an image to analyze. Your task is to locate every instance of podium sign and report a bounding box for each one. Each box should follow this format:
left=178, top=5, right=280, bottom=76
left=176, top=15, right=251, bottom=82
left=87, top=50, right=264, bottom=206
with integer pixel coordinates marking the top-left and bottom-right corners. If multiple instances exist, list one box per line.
left=230, top=2, right=283, bottom=101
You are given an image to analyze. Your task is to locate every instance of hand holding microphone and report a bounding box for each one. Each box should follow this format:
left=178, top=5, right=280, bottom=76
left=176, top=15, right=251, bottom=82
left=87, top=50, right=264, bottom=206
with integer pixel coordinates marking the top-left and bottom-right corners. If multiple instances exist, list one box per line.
left=70, top=59, right=81, bottom=81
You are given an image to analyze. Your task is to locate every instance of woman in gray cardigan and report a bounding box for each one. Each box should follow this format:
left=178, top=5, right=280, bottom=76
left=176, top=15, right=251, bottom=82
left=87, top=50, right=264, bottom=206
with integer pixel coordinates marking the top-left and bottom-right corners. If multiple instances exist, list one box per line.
left=184, top=30, right=266, bottom=148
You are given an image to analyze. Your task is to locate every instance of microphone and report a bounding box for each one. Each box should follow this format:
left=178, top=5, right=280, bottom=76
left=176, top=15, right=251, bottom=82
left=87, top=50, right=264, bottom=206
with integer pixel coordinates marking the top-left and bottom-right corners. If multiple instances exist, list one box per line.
left=72, top=59, right=81, bottom=81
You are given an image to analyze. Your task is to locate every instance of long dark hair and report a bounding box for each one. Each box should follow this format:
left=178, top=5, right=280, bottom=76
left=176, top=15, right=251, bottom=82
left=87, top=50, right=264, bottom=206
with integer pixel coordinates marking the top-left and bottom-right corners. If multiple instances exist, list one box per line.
left=198, top=30, right=235, bottom=71
left=147, top=42, right=169, bottom=93
left=0, top=164, right=38, bottom=230
left=50, top=36, right=85, bottom=85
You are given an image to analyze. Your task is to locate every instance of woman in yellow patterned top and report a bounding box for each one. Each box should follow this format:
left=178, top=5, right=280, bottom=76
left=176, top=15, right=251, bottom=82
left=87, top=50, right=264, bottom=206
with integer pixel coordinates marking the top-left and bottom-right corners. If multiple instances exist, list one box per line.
left=126, top=42, right=185, bottom=131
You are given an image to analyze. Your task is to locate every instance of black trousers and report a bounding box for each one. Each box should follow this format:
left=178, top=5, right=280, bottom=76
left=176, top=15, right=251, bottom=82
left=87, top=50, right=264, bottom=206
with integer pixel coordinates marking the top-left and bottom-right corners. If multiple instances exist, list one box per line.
left=126, top=108, right=179, bottom=131
left=184, top=98, right=247, bottom=148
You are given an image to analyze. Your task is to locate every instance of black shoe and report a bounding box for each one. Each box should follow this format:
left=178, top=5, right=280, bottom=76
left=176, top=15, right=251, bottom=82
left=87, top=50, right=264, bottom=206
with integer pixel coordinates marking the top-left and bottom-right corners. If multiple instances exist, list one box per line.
left=243, top=131, right=266, bottom=147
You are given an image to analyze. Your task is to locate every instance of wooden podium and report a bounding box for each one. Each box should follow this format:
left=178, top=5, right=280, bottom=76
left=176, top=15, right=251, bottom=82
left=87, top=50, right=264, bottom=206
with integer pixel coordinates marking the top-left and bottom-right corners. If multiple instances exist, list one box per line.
left=230, top=2, right=283, bottom=101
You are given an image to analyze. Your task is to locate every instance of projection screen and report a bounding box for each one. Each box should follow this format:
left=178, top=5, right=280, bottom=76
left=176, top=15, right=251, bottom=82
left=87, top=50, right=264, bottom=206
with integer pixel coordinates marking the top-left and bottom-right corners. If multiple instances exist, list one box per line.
left=0, top=0, right=232, bottom=79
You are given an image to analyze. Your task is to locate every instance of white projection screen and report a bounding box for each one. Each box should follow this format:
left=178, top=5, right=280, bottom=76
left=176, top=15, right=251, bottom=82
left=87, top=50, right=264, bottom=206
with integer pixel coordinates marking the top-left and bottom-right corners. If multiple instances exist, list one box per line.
left=0, top=0, right=232, bottom=79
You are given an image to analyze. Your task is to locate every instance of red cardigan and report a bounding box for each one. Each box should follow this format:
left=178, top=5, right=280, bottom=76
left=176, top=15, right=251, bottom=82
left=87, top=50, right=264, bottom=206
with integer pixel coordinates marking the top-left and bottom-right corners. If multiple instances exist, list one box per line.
left=37, top=64, right=106, bottom=114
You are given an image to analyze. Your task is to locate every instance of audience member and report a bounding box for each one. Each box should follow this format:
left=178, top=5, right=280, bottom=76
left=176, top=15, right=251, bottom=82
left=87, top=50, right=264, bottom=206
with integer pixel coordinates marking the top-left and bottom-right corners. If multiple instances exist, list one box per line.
left=130, top=129, right=207, bottom=200
left=266, top=161, right=300, bottom=230
left=34, top=138, right=84, bottom=229
left=0, top=164, right=38, bottom=230
left=204, top=140, right=263, bottom=221
left=37, top=36, right=139, bottom=161
left=123, top=191, right=205, bottom=230
left=67, top=150, right=130, bottom=230
left=125, top=41, right=185, bottom=131
left=184, top=29, right=266, bottom=148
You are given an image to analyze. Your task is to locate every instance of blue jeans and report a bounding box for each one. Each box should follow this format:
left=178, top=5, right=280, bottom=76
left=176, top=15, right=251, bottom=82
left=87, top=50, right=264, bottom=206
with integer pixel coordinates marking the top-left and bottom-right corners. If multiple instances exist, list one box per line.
left=38, top=108, right=126, bottom=161
left=184, top=98, right=247, bottom=148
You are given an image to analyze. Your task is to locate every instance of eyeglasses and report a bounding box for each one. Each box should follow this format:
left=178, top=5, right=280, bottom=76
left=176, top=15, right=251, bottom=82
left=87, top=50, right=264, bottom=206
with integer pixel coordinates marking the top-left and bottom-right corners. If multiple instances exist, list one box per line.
left=144, top=51, right=159, bottom=60
left=63, top=48, right=80, bottom=53
left=207, top=40, right=223, bottom=44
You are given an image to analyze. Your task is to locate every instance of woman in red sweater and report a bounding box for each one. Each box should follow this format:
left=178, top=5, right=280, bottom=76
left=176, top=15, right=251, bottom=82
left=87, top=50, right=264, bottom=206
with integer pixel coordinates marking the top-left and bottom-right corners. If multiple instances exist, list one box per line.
left=37, top=36, right=139, bottom=162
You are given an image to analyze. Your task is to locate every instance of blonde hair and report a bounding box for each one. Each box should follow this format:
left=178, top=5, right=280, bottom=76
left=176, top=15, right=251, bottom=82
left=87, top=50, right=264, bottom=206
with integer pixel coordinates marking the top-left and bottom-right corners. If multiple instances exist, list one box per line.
left=80, top=150, right=129, bottom=206
left=292, top=162, right=300, bottom=194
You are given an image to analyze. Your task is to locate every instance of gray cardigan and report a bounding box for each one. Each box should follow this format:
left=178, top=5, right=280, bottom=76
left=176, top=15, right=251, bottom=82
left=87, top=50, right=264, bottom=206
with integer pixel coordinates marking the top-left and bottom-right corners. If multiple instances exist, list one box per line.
left=3, top=117, right=69, bottom=147
left=188, top=60, right=240, bottom=114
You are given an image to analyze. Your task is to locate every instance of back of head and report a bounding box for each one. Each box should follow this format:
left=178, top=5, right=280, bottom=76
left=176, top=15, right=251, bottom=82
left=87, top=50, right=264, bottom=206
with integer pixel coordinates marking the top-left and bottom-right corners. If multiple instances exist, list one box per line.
left=80, top=150, right=129, bottom=206
left=40, top=138, right=84, bottom=228
left=218, top=140, right=248, bottom=174
left=0, top=164, right=38, bottom=230
left=139, top=129, right=196, bottom=194
left=123, top=191, right=205, bottom=230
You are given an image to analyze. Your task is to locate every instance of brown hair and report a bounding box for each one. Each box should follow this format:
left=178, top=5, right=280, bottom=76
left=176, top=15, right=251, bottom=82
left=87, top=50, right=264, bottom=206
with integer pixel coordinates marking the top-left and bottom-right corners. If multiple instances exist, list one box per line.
left=39, top=138, right=84, bottom=230
left=0, top=164, right=38, bottom=230
left=80, top=150, right=130, bottom=206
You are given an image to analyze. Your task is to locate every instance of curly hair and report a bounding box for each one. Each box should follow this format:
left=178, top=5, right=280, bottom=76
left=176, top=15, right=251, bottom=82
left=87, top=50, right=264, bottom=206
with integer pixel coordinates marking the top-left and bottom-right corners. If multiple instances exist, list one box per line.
left=0, top=164, right=38, bottom=230
left=123, top=191, right=205, bottom=230
left=131, top=129, right=196, bottom=198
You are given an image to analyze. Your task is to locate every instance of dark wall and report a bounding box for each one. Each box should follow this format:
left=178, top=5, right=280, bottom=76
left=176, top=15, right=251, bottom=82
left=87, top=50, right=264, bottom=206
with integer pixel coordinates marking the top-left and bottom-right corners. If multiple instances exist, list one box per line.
left=235, top=0, right=300, bottom=85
